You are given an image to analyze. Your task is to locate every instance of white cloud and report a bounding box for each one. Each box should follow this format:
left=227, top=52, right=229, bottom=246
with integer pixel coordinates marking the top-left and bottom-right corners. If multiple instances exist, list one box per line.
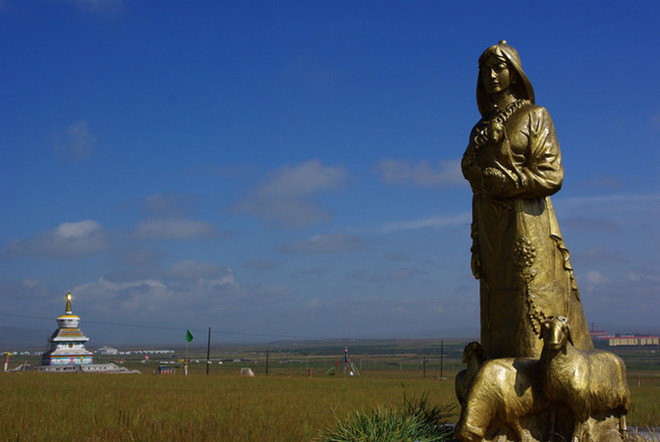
left=4, top=220, right=110, bottom=258
left=585, top=270, right=606, bottom=285
left=56, top=220, right=99, bottom=238
left=282, top=232, right=363, bottom=254
left=379, top=213, right=469, bottom=233
left=554, top=194, right=660, bottom=239
left=375, top=158, right=464, bottom=187
left=72, top=274, right=238, bottom=317
left=68, top=270, right=288, bottom=327
left=555, top=193, right=660, bottom=216
left=74, top=278, right=178, bottom=315
left=236, top=159, right=347, bottom=229
left=167, top=260, right=231, bottom=280
left=625, top=271, right=659, bottom=284
left=133, top=219, right=218, bottom=240
left=579, top=268, right=659, bottom=328
left=56, top=120, right=96, bottom=160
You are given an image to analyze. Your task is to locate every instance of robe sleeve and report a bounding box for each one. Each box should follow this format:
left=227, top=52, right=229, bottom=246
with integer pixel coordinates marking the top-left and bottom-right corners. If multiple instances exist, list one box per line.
left=484, top=106, right=564, bottom=199
left=461, top=126, right=484, bottom=191
left=513, top=106, right=564, bottom=198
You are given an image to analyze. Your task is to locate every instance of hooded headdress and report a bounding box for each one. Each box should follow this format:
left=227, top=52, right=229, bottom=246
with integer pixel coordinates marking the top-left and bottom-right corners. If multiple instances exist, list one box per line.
left=476, top=40, right=535, bottom=117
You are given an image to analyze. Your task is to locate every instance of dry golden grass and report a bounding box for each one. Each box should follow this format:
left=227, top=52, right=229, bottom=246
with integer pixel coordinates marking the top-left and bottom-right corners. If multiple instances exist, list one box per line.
left=0, top=367, right=656, bottom=441
left=0, top=369, right=456, bottom=441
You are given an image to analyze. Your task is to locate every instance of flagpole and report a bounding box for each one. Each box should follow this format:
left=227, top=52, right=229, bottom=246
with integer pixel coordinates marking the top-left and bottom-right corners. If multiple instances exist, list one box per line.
left=206, top=326, right=211, bottom=376
left=184, top=329, right=193, bottom=376
left=185, top=340, right=189, bottom=376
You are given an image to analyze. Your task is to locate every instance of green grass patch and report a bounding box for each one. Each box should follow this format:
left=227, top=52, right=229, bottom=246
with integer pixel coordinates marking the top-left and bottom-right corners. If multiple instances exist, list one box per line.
left=320, top=393, right=454, bottom=441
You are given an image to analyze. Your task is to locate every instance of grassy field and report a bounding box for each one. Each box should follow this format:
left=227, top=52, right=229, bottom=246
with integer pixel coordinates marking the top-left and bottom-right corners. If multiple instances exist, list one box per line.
left=1, top=343, right=657, bottom=440
left=1, top=369, right=457, bottom=441
left=0, top=366, right=658, bottom=441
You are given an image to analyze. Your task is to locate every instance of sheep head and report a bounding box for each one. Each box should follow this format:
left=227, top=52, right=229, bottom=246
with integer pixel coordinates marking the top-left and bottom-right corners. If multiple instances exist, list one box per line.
left=462, top=341, right=484, bottom=364
left=540, top=316, right=573, bottom=351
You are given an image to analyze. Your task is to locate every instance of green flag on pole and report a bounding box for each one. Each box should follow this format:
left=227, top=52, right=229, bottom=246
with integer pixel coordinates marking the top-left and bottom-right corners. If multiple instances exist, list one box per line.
left=186, top=329, right=194, bottom=342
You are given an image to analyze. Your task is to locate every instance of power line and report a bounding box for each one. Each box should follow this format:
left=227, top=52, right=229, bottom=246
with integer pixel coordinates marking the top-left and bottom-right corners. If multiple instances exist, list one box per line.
left=0, top=311, right=326, bottom=341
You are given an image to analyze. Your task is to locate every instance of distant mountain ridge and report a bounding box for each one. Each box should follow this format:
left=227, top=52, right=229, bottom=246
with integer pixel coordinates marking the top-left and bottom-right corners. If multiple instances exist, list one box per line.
left=1, top=323, right=656, bottom=350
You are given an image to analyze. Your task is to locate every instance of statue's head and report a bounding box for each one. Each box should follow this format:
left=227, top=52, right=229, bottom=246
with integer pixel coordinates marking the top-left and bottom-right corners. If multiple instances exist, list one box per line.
left=540, top=316, right=573, bottom=351
left=462, top=341, right=484, bottom=364
left=476, top=40, right=535, bottom=116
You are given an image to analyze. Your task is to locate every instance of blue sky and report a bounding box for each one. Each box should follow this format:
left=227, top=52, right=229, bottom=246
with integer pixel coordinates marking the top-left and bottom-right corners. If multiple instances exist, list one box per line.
left=1, top=1, right=658, bottom=345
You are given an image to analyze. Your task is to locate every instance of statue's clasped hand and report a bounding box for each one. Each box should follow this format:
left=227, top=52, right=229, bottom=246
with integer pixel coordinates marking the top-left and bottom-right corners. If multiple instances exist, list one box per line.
left=482, top=167, right=507, bottom=194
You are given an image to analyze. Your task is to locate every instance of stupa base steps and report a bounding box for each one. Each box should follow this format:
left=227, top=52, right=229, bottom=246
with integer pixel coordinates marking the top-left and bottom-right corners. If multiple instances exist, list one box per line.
left=33, top=363, right=140, bottom=374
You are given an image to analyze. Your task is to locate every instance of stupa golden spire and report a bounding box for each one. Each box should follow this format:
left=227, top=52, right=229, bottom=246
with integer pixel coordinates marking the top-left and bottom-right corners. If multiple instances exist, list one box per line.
left=65, top=291, right=72, bottom=314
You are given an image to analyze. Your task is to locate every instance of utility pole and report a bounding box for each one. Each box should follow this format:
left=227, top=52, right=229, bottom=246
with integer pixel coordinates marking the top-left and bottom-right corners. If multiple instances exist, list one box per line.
left=440, top=339, right=444, bottom=379
left=206, top=326, right=211, bottom=375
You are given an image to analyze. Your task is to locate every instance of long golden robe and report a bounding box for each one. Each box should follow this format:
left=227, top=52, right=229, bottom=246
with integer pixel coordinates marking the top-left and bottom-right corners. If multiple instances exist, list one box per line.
left=462, top=102, right=593, bottom=359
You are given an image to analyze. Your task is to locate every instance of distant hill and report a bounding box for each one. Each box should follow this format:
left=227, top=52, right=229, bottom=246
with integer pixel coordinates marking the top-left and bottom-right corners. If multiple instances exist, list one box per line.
left=407, top=326, right=481, bottom=340
left=2, top=322, right=654, bottom=351
left=590, top=323, right=660, bottom=336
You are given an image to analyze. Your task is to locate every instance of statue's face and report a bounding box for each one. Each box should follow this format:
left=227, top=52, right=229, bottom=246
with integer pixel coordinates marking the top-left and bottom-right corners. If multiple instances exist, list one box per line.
left=480, top=55, right=511, bottom=96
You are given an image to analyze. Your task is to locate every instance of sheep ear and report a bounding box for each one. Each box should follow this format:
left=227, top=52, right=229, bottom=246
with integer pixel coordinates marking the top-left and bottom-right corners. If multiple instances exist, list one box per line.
left=566, top=325, right=574, bottom=346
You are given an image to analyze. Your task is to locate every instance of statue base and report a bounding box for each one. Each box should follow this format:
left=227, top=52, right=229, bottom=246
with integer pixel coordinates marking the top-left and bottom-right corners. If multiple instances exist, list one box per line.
left=475, top=407, right=626, bottom=441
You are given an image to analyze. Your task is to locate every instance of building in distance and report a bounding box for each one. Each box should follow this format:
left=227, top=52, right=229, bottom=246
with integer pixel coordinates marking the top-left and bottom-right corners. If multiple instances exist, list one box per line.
left=41, top=291, right=93, bottom=366
left=95, top=346, right=118, bottom=355
left=598, top=335, right=659, bottom=347
left=590, top=323, right=659, bottom=347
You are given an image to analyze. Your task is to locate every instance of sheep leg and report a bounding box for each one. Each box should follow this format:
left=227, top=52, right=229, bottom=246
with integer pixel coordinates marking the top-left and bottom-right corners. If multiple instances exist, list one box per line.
left=620, top=414, right=627, bottom=433
left=572, top=416, right=588, bottom=442
left=547, top=405, right=557, bottom=441
left=571, top=419, right=581, bottom=442
left=510, top=420, right=525, bottom=441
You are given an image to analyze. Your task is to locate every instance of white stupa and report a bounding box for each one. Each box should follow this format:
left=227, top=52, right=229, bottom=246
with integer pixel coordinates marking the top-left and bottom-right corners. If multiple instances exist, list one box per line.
left=41, top=291, right=93, bottom=366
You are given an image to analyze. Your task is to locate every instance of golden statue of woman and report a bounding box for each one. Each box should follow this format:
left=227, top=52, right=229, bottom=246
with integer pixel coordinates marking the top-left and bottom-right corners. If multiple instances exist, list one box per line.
left=462, top=41, right=593, bottom=359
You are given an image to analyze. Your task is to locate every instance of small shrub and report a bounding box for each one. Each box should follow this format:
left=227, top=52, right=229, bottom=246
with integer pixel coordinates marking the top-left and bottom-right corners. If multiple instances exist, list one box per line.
left=320, top=393, right=454, bottom=441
